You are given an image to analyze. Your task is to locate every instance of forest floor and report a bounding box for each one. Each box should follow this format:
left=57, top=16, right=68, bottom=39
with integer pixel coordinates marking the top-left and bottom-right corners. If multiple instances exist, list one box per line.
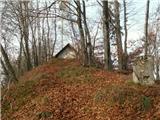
left=1, top=59, right=160, bottom=120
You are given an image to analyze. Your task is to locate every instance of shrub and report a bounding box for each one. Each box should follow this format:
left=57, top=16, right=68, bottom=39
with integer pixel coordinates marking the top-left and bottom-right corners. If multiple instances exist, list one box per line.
left=37, top=111, right=52, bottom=119
left=141, top=96, right=152, bottom=111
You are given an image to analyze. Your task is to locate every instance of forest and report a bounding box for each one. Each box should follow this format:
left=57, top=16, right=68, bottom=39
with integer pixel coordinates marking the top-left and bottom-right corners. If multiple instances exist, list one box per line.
left=1, top=0, right=160, bottom=119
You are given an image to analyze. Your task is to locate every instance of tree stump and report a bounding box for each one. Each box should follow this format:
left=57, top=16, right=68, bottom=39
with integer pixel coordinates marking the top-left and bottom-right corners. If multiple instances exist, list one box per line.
left=132, top=56, right=155, bottom=85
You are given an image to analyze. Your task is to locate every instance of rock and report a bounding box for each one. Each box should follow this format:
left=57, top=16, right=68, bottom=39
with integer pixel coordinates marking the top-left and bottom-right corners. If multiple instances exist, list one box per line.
left=132, top=56, right=155, bottom=85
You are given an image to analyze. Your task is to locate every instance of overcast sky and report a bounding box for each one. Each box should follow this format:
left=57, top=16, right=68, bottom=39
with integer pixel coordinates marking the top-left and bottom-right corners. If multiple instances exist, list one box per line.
left=86, top=0, right=160, bottom=40
left=0, top=0, right=159, bottom=51
left=0, top=0, right=159, bottom=42
left=0, top=0, right=159, bottom=55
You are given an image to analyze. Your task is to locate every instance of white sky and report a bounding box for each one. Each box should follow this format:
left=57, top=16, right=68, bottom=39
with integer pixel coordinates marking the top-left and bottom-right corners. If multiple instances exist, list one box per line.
left=0, top=0, right=159, bottom=41
left=0, top=0, right=159, bottom=52
left=87, top=0, right=159, bottom=40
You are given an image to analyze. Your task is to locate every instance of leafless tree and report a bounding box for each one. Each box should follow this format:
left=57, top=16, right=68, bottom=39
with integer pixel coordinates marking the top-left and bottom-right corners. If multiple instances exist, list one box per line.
left=144, top=0, right=150, bottom=59
left=102, top=1, right=112, bottom=70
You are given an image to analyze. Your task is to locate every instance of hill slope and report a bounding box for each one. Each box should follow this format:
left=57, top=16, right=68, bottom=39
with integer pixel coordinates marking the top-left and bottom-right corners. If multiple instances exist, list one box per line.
left=1, top=59, right=160, bottom=120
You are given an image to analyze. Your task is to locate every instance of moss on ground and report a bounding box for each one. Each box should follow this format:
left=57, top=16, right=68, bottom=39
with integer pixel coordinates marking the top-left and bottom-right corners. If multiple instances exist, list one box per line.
left=93, top=84, right=153, bottom=112
left=1, top=80, right=38, bottom=119
left=55, top=66, right=98, bottom=84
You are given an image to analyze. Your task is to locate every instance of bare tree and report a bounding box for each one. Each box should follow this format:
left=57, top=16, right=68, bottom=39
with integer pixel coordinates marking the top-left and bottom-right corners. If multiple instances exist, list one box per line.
left=102, top=1, right=112, bottom=70
left=114, top=0, right=123, bottom=70
left=144, top=0, right=150, bottom=59
left=20, top=1, right=32, bottom=70
left=1, top=44, right=18, bottom=82
left=82, top=1, right=93, bottom=66
left=1, top=59, right=9, bottom=84
left=75, top=1, right=88, bottom=66
left=123, top=0, right=128, bottom=70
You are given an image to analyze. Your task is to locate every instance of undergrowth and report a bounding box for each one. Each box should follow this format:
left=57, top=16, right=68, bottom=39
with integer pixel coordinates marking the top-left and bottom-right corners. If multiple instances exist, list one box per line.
left=94, top=84, right=153, bottom=111
left=55, top=66, right=98, bottom=84
left=1, top=80, right=38, bottom=119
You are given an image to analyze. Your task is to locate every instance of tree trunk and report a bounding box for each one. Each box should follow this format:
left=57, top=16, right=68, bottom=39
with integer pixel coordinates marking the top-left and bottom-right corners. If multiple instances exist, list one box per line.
left=76, top=1, right=88, bottom=66
left=37, top=0, right=42, bottom=64
left=52, top=7, right=57, bottom=56
left=144, top=0, right=150, bottom=59
left=1, top=45, right=18, bottom=82
left=20, top=1, right=32, bottom=70
left=82, top=0, right=93, bottom=66
left=102, top=1, right=112, bottom=70
left=114, top=0, right=123, bottom=70
left=46, top=2, right=51, bottom=60
left=123, top=0, right=128, bottom=70
left=28, top=16, right=38, bottom=67
left=17, top=35, right=23, bottom=75
left=1, top=59, right=9, bottom=83
left=156, top=59, right=160, bottom=80
left=41, top=17, right=47, bottom=62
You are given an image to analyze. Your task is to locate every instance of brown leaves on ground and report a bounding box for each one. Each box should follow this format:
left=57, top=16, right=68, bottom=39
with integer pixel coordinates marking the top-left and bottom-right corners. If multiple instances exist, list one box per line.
left=1, top=59, right=160, bottom=120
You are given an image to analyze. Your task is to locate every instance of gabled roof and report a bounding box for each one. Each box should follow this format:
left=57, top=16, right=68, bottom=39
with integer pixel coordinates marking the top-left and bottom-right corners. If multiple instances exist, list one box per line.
left=55, top=43, right=76, bottom=58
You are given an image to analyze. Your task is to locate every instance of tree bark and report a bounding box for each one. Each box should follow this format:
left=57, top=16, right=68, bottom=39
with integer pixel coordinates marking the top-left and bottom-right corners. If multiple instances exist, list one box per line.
left=82, top=0, right=93, bottom=66
left=1, top=44, right=18, bottom=82
left=36, top=0, right=42, bottom=64
left=20, top=1, right=32, bottom=70
left=1, top=59, right=9, bottom=82
left=17, top=36, right=23, bottom=75
left=114, top=0, right=123, bottom=70
left=52, top=7, right=57, bottom=56
left=46, top=2, right=51, bottom=60
left=102, top=1, right=112, bottom=70
left=76, top=1, right=88, bottom=66
left=123, top=0, right=128, bottom=70
left=144, top=0, right=150, bottom=59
